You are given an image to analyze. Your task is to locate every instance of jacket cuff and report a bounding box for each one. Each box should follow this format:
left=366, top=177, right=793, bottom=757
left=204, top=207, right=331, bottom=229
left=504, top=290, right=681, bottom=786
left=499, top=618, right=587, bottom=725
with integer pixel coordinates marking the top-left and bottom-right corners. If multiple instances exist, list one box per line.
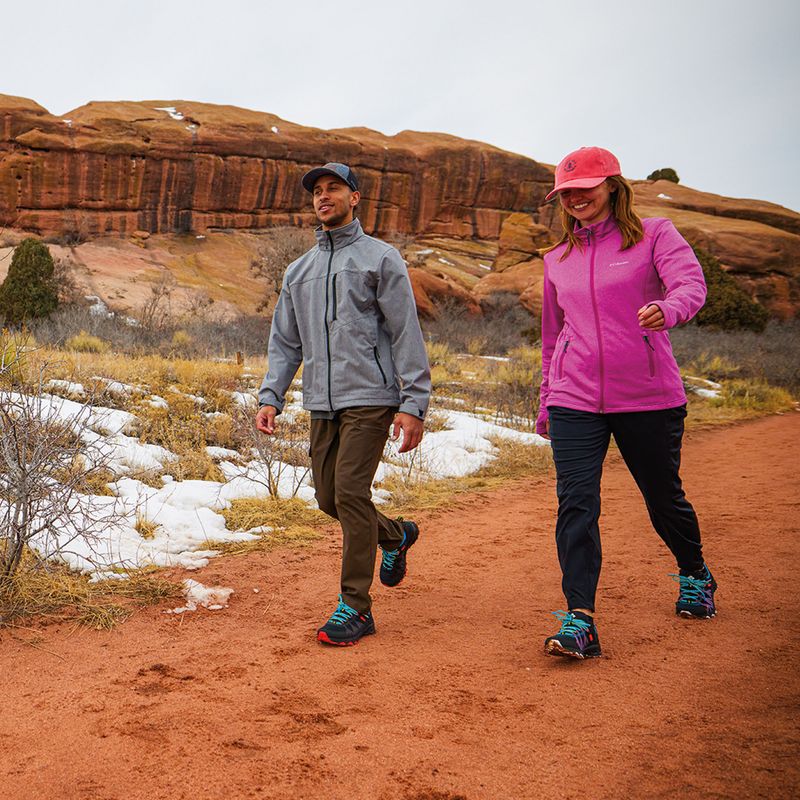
left=398, top=401, right=425, bottom=420
left=257, top=391, right=284, bottom=413
left=535, top=406, right=549, bottom=435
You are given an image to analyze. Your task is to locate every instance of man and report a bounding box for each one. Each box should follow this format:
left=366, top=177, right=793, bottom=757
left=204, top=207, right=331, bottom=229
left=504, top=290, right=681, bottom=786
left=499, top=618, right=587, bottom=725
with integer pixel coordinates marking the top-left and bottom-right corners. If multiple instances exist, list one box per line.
left=255, top=162, right=431, bottom=646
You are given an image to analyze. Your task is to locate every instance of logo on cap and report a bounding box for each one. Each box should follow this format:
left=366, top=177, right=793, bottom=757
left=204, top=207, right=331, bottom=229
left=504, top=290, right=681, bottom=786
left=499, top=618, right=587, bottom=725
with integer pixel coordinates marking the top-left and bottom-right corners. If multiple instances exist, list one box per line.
left=564, top=160, right=577, bottom=173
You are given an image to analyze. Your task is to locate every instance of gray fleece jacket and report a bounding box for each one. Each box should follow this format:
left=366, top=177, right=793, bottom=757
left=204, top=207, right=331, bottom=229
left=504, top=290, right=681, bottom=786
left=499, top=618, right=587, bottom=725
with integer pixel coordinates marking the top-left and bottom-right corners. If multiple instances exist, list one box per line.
left=258, top=218, right=431, bottom=419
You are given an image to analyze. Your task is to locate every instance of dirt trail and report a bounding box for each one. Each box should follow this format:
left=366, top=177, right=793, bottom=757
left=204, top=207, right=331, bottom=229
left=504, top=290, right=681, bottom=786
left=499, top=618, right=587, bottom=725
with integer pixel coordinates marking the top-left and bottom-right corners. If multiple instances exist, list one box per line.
left=1, top=413, right=799, bottom=800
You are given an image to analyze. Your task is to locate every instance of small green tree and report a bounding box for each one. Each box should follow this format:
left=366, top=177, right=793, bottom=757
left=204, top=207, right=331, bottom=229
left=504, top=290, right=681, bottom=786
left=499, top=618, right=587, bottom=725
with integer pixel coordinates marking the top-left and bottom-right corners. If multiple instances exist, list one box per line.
left=694, top=247, right=768, bottom=332
left=0, top=238, right=59, bottom=326
left=647, top=167, right=680, bottom=183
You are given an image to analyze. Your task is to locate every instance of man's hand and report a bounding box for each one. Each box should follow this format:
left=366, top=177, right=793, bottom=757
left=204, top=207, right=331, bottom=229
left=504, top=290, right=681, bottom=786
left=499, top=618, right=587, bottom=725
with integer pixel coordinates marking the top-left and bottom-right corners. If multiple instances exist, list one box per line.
left=255, top=405, right=278, bottom=435
left=638, top=303, right=665, bottom=331
left=391, top=412, right=424, bottom=453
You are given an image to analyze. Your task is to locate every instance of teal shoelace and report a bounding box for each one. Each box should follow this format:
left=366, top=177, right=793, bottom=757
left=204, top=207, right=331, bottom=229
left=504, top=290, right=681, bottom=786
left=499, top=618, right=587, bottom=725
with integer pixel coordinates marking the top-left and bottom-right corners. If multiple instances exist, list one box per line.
left=381, top=530, right=406, bottom=570
left=328, top=595, right=358, bottom=626
left=670, top=573, right=709, bottom=603
left=552, top=610, right=591, bottom=636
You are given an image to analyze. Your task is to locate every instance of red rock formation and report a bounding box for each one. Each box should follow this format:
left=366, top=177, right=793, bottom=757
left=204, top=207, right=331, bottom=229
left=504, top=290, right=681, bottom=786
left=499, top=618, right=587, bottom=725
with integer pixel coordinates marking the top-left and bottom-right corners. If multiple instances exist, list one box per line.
left=0, top=94, right=552, bottom=240
left=2, top=93, right=799, bottom=318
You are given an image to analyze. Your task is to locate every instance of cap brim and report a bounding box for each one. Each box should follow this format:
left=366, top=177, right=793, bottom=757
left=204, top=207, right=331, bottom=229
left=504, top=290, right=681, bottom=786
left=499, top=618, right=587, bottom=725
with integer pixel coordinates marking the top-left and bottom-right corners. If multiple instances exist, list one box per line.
left=302, top=167, right=349, bottom=193
left=545, top=176, right=608, bottom=202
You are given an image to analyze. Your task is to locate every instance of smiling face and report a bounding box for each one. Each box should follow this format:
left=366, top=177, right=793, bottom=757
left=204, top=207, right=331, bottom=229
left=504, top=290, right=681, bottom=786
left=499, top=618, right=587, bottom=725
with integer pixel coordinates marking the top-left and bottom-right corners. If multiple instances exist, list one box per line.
left=312, top=175, right=360, bottom=230
left=558, top=181, right=616, bottom=227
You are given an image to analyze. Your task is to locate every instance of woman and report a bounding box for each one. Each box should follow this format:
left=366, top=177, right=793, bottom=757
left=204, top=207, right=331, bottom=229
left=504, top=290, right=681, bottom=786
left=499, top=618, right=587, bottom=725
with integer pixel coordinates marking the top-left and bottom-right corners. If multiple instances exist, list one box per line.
left=536, top=146, right=717, bottom=660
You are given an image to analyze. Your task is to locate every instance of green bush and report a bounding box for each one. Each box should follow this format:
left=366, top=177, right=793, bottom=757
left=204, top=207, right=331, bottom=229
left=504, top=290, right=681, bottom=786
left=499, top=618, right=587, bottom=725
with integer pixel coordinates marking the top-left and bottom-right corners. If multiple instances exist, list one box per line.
left=647, top=167, right=680, bottom=183
left=0, top=238, right=59, bottom=326
left=694, top=248, right=768, bottom=333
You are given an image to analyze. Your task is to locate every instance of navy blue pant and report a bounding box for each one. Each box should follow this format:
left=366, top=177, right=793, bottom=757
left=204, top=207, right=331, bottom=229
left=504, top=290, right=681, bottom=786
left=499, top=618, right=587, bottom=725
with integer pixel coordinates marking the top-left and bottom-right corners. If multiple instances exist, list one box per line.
left=548, top=405, right=704, bottom=612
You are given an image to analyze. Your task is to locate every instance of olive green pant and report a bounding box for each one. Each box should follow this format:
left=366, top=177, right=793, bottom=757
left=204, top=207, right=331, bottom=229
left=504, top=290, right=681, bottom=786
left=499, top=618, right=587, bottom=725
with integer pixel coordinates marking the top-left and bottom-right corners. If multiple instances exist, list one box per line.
left=310, top=406, right=404, bottom=613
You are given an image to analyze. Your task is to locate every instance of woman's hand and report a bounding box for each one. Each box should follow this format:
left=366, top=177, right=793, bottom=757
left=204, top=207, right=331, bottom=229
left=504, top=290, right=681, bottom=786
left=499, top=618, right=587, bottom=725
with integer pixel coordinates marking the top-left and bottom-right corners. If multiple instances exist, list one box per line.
left=637, top=303, right=665, bottom=331
left=541, top=419, right=551, bottom=440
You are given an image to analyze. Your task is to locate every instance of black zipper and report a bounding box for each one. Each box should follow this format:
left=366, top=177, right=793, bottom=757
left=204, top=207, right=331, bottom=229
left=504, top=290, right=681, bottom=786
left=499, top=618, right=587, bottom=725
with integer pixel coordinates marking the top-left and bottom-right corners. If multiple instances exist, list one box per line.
left=643, top=334, right=656, bottom=377
left=331, top=273, right=337, bottom=321
left=557, top=339, right=569, bottom=380
left=324, top=232, right=334, bottom=411
left=373, top=346, right=387, bottom=385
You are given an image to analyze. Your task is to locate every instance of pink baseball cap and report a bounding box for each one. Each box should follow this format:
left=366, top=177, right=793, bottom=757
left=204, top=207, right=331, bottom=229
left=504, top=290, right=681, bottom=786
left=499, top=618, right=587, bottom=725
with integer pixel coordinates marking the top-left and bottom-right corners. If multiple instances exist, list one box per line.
left=545, top=147, right=622, bottom=201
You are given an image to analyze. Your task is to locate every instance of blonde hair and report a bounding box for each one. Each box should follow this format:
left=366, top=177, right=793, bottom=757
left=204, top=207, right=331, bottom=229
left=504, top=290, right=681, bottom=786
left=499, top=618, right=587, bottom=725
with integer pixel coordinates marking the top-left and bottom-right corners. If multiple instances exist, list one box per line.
left=545, top=175, right=644, bottom=260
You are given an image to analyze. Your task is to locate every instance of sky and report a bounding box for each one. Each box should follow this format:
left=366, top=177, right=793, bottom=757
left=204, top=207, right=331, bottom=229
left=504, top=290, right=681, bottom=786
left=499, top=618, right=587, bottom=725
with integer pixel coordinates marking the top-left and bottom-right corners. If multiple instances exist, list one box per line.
left=3, top=0, right=799, bottom=211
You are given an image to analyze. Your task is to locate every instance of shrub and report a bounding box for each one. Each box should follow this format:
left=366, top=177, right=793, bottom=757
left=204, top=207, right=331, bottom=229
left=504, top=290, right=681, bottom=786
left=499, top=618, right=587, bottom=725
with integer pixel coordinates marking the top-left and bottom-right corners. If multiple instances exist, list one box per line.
left=693, top=248, right=768, bottom=332
left=0, top=238, right=59, bottom=326
left=65, top=330, right=110, bottom=353
left=647, top=167, right=680, bottom=183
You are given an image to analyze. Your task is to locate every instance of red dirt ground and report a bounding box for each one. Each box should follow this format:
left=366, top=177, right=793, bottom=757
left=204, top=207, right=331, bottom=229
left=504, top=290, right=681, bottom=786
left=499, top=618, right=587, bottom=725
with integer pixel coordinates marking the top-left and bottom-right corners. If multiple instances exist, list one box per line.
left=1, top=413, right=799, bottom=800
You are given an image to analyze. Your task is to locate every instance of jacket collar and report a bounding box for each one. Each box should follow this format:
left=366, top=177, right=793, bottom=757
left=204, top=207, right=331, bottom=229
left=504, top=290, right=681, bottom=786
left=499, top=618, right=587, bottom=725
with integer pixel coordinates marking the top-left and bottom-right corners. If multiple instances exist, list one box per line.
left=315, top=218, right=364, bottom=251
left=573, top=213, right=619, bottom=243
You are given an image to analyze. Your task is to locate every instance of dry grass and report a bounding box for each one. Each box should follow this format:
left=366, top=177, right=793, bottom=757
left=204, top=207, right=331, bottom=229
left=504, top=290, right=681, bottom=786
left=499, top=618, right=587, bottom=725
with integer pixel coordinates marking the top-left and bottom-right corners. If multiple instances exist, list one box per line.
left=0, top=553, right=183, bottom=629
left=378, top=436, right=553, bottom=517
left=216, top=498, right=329, bottom=556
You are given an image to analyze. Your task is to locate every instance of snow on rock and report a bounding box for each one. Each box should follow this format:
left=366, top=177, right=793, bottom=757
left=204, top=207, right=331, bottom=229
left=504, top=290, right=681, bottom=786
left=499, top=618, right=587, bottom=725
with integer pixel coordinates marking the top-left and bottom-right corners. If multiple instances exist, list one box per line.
left=231, top=391, right=257, bottom=409
left=167, top=579, right=234, bottom=613
left=84, top=295, right=113, bottom=318
left=45, top=379, right=86, bottom=397
left=154, top=106, right=184, bottom=121
left=206, top=445, right=243, bottom=461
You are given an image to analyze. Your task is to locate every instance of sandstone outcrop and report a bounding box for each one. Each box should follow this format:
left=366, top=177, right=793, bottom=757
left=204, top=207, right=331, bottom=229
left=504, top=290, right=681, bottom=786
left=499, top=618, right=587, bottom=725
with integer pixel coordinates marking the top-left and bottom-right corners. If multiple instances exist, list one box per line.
left=2, top=93, right=799, bottom=318
left=0, top=94, right=552, bottom=241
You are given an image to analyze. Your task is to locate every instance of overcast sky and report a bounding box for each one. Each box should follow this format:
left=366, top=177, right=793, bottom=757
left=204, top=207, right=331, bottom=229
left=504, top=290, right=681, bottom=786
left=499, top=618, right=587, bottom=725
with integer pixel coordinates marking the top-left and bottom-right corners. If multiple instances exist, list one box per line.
left=4, top=0, right=799, bottom=211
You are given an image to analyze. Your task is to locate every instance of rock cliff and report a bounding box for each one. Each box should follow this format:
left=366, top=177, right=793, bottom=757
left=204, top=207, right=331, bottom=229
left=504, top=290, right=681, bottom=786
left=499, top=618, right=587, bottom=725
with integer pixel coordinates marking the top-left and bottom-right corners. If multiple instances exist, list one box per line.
left=1, top=94, right=798, bottom=318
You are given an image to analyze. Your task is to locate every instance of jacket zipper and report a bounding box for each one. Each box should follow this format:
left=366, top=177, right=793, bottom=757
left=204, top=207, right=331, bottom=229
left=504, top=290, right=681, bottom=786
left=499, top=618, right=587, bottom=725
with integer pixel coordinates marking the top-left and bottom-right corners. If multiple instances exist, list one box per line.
left=324, top=232, right=334, bottom=411
left=331, top=273, right=337, bottom=321
left=643, top=334, right=656, bottom=377
left=557, top=339, right=569, bottom=380
left=587, top=229, right=606, bottom=412
left=373, top=346, right=388, bottom=385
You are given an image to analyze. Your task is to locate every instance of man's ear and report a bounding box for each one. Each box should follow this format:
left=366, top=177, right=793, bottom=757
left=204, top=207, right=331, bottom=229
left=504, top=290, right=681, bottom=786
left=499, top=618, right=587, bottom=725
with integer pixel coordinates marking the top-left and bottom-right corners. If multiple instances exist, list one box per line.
left=350, top=190, right=361, bottom=209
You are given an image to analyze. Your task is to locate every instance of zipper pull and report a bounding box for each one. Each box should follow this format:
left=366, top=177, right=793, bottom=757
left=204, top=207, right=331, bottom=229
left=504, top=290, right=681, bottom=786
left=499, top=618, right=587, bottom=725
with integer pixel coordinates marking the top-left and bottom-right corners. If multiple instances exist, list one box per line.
left=643, top=334, right=655, bottom=351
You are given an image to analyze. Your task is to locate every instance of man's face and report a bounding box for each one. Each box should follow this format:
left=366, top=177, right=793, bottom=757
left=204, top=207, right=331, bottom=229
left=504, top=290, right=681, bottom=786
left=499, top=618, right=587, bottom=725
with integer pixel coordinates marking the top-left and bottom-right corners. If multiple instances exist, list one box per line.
left=312, top=175, right=360, bottom=230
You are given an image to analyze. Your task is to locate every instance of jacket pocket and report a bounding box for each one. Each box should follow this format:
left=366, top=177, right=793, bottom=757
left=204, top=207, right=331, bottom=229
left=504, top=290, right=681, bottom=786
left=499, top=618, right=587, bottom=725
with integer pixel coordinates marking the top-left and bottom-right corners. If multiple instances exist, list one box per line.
left=556, top=339, right=570, bottom=381
left=331, top=273, right=338, bottom=321
left=373, top=346, right=388, bottom=385
left=642, top=334, right=656, bottom=378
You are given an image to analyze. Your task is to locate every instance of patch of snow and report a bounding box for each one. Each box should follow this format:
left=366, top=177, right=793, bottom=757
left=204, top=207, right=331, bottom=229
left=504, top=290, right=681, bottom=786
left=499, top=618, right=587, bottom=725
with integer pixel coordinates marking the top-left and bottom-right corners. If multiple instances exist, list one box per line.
left=271, top=125, right=279, bottom=134
left=205, top=445, right=242, bottom=461
left=438, top=257, right=454, bottom=266
left=167, top=579, right=234, bottom=613
left=147, top=395, right=169, bottom=409
left=416, top=249, right=434, bottom=256
left=231, top=391, right=257, bottom=409
left=46, top=379, right=86, bottom=398
left=657, top=193, right=673, bottom=200
left=85, top=295, right=113, bottom=318
left=154, top=106, right=184, bottom=121
left=62, top=119, right=73, bottom=127
left=195, top=234, right=206, bottom=240
left=479, top=263, right=492, bottom=270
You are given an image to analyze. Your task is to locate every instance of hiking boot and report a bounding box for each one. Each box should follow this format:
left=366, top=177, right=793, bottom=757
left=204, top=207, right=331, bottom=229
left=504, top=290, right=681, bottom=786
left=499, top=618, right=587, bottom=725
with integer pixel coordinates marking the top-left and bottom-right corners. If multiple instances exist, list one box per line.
left=379, top=520, right=419, bottom=587
left=671, top=565, right=717, bottom=619
left=544, top=610, right=602, bottom=659
left=316, top=595, right=376, bottom=646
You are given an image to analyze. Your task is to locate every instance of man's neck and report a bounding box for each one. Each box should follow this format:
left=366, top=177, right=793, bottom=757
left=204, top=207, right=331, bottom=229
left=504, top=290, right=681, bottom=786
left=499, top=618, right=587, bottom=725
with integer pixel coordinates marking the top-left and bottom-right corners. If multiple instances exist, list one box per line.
left=322, top=214, right=355, bottom=232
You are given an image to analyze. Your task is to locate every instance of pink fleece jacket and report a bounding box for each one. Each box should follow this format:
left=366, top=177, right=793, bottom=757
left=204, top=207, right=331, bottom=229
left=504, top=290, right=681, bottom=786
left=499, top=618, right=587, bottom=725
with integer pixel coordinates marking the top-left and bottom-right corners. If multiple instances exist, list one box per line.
left=536, top=215, right=707, bottom=435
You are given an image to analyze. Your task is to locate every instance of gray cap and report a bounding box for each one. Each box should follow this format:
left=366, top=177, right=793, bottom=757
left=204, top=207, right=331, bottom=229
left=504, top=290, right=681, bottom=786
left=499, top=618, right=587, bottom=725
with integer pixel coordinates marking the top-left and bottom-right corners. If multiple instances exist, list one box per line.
left=302, top=162, right=359, bottom=193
